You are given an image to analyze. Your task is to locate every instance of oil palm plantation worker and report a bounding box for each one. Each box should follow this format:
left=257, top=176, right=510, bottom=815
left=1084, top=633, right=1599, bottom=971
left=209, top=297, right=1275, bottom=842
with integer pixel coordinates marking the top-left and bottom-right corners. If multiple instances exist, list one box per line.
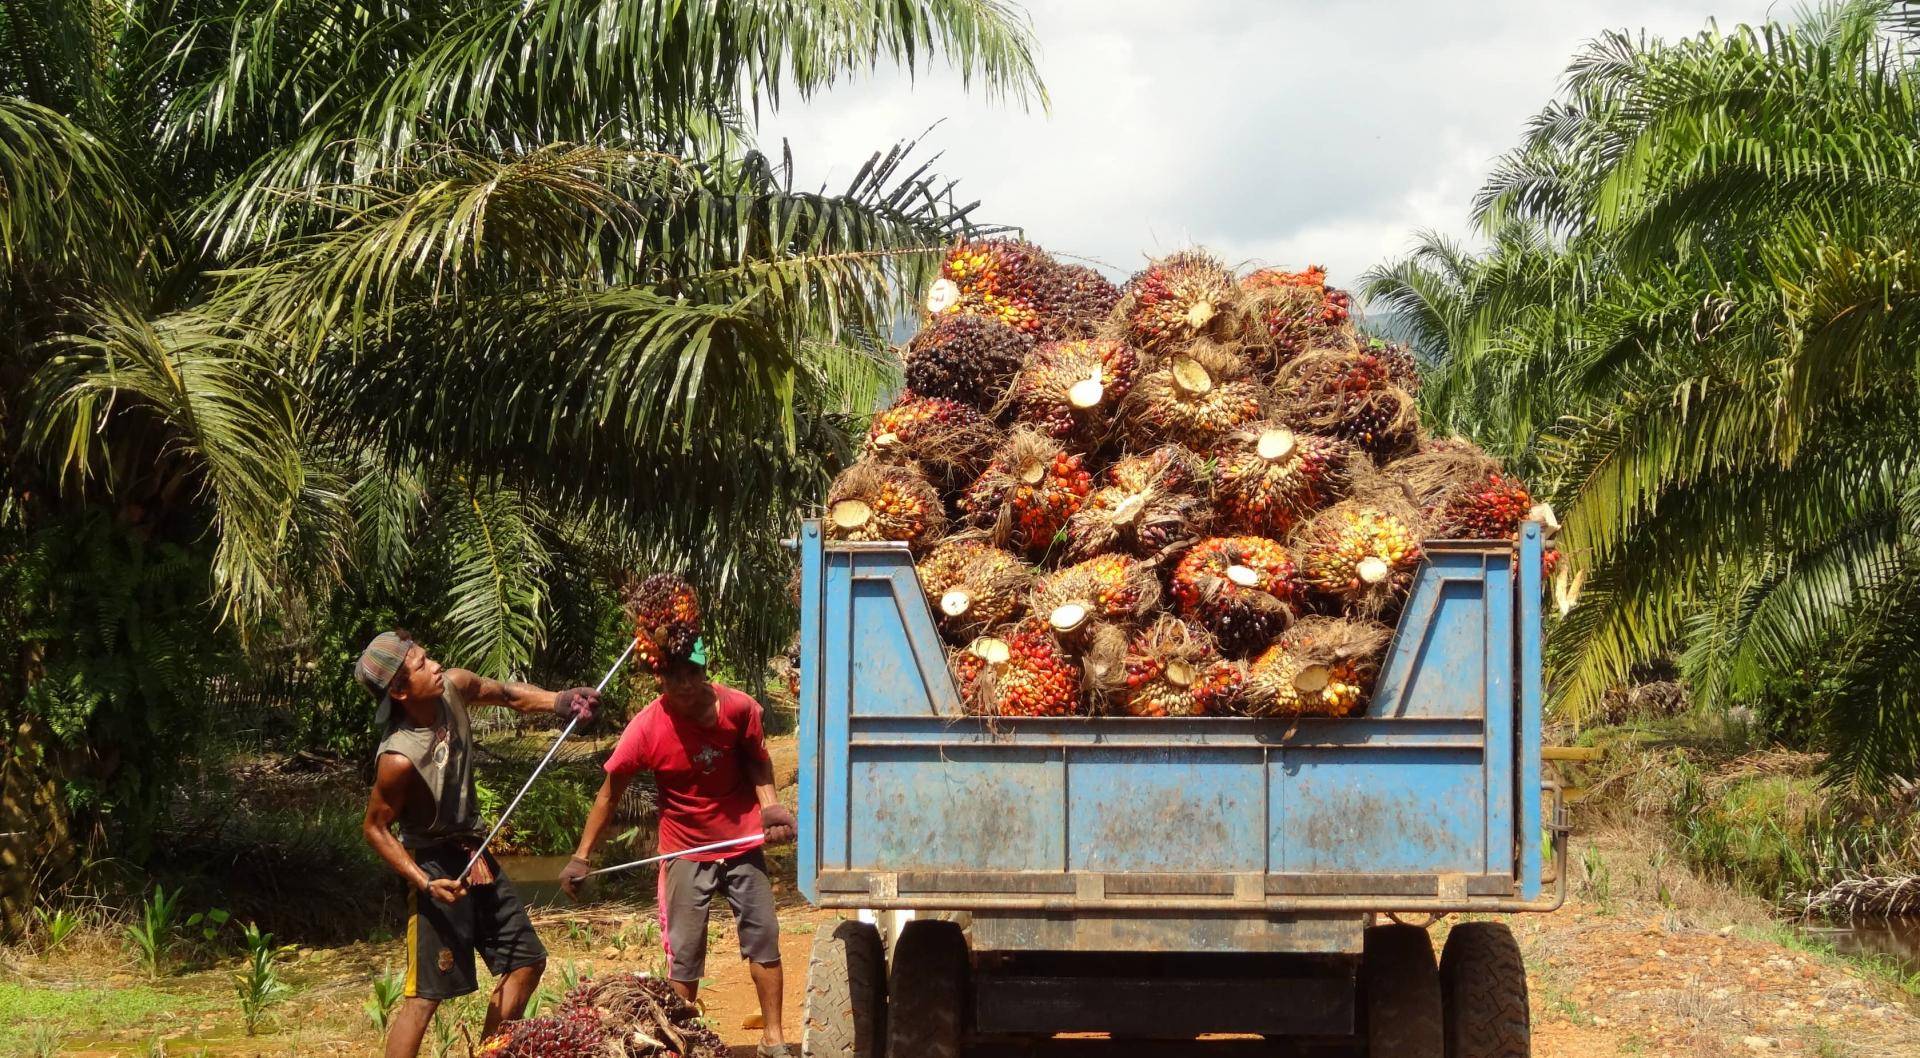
left=558, top=638, right=799, bottom=1058
left=355, top=631, right=602, bottom=1058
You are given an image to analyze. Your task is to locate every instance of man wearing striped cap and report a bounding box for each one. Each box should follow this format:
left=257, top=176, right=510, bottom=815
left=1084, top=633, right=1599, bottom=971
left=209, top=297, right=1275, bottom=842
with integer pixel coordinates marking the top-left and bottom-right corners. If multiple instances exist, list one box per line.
left=355, top=631, right=601, bottom=1058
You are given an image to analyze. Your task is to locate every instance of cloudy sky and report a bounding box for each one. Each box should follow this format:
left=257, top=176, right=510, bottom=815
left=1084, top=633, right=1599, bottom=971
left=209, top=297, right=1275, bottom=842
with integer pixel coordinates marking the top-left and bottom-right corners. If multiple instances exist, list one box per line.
left=759, top=1, right=1779, bottom=286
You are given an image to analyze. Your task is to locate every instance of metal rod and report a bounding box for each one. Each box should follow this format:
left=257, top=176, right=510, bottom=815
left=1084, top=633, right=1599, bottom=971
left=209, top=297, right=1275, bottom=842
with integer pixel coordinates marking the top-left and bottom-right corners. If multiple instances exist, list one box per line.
left=459, top=636, right=638, bottom=883
left=584, top=833, right=767, bottom=878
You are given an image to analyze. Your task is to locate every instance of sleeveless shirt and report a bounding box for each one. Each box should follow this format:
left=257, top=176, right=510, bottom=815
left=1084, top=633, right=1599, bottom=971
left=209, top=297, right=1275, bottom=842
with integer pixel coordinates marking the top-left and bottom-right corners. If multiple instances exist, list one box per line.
left=375, top=681, right=482, bottom=848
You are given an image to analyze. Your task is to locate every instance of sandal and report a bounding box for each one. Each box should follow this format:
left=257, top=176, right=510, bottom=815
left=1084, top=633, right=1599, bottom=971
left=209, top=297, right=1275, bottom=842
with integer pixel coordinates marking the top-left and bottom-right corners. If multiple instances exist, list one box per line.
left=756, top=1046, right=791, bottom=1058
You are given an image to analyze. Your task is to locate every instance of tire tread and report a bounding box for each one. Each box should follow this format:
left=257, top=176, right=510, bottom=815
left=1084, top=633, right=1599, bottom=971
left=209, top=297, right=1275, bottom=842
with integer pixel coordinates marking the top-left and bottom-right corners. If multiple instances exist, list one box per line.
left=1440, top=921, right=1531, bottom=1058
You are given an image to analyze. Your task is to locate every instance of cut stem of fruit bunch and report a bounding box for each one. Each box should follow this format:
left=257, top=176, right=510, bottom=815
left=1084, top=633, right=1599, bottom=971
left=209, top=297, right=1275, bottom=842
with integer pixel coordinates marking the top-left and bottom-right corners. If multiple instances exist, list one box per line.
left=1295, top=498, right=1423, bottom=617
left=1119, top=615, right=1222, bottom=717
left=1170, top=536, right=1305, bottom=657
left=1244, top=617, right=1391, bottom=719
left=1011, top=338, right=1141, bottom=443
left=1213, top=422, right=1357, bottom=539
left=916, top=538, right=1034, bottom=643
left=960, top=428, right=1094, bottom=557
left=1122, top=341, right=1266, bottom=450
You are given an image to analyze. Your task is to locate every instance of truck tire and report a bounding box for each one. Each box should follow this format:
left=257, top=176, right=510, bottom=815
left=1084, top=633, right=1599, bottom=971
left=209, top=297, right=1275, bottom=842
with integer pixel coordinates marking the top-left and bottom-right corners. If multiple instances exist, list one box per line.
left=1440, top=922, right=1531, bottom=1058
left=1363, top=923, right=1443, bottom=1057
left=885, top=919, right=969, bottom=1058
left=803, top=920, right=887, bottom=1058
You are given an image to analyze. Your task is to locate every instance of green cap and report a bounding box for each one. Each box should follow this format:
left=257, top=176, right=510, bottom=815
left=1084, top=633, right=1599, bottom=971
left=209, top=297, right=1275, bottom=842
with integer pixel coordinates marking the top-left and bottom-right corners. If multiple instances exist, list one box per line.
left=687, top=637, right=708, bottom=667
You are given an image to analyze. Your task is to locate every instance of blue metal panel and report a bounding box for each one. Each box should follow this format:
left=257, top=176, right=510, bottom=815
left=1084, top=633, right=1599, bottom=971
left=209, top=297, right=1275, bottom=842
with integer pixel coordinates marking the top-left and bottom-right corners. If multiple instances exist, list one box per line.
left=1482, top=552, right=1514, bottom=877
left=851, top=745, right=1066, bottom=870
left=797, top=523, right=823, bottom=902
left=1067, top=748, right=1268, bottom=872
left=819, top=548, right=854, bottom=871
left=1272, top=747, right=1486, bottom=873
left=1518, top=523, right=1545, bottom=899
left=1373, top=559, right=1489, bottom=720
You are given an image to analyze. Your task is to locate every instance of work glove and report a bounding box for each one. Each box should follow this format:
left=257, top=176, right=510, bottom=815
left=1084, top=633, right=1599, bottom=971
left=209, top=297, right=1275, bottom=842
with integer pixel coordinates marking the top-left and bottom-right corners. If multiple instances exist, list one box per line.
left=760, top=804, right=798, bottom=846
left=558, top=856, right=592, bottom=899
left=553, top=686, right=600, bottom=724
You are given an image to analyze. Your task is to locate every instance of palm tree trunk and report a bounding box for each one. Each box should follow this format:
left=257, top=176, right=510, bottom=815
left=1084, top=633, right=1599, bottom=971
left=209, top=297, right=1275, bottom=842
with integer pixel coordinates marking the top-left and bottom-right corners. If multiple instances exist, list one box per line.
left=0, top=716, right=72, bottom=942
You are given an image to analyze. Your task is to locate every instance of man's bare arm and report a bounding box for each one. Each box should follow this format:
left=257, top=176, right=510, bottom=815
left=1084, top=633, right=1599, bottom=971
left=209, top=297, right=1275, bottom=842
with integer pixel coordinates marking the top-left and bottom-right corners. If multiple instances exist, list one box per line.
left=363, top=755, right=465, bottom=904
left=449, top=668, right=557, bottom=715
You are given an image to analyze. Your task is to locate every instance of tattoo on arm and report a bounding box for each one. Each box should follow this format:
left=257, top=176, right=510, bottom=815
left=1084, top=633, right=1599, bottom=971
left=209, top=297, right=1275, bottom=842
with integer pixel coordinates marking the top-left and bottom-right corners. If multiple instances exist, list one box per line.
left=452, top=669, right=555, bottom=714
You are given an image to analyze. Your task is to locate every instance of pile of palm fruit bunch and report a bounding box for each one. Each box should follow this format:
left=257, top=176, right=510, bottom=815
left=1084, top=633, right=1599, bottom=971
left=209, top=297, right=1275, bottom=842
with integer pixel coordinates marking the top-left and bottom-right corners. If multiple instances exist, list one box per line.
left=821, top=239, right=1558, bottom=719
left=475, top=971, right=727, bottom=1057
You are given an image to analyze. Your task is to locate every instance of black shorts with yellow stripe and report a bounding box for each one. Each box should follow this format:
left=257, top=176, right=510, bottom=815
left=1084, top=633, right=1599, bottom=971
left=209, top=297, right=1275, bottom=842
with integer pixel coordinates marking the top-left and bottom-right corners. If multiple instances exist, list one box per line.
left=404, top=844, right=547, bottom=1000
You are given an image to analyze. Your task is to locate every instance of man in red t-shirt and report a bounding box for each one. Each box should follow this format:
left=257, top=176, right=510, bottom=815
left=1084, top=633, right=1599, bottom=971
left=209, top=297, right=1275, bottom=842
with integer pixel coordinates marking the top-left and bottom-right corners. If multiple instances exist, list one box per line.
left=559, top=648, right=797, bottom=1057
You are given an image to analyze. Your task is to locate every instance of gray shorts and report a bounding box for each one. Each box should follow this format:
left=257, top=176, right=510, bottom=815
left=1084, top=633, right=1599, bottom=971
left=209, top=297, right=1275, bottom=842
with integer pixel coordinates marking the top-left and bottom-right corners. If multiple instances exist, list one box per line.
left=658, top=848, right=781, bottom=981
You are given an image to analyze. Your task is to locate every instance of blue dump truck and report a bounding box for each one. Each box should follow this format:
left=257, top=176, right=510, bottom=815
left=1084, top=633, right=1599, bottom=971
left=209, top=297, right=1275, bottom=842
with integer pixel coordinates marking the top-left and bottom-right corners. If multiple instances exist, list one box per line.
left=792, top=519, right=1567, bottom=1057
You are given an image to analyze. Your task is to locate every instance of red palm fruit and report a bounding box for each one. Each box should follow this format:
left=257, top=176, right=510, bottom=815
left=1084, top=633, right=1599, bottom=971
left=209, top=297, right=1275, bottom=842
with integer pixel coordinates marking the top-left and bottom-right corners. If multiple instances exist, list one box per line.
left=1031, top=553, right=1161, bottom=632
left=903, top=313, right=1034, bottom=414
left=1119, top=251, right=1239, bottom=351
left=991, top=617, right=1086, bottom=717
left=950, top=635, right=1011, bottom=714
left=1294, top=498, right=1423, bottom=616
left=926, top=239, right=1056, bottom=335
left=1242, top=265, right=1355, bottom=369
left=862, top=395, right=997, bottom=493
left=1170, top=536, right=1304, bottom=656
left=1273, top=343, right=1419, bottom=461
left=960, top=428, right=1095, bottom=557
left=1438, top=472, right=1535, bottom=539
left=1010, top=338, right=1140, bottom=442
left=1118, top=616, right=1220, bottom=718
left=825, top=461, right=946, bottom=552
left=1191, top=659, right=1249, bottom=716
left=623, top=572, right=701, bottom=674
left=1245, top=616, right=1391, bottom=718
left=917, top=539, right=1033, bottom=643
left=1121, top=341, right=1266, bottom=450
left=1212, top=423, right=1356, bottom=538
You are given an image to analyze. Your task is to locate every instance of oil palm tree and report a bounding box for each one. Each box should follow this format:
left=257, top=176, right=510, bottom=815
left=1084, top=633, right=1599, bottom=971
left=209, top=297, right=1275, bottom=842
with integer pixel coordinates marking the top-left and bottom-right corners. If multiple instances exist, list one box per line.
left=1363, top=0, right=1920, bottom=787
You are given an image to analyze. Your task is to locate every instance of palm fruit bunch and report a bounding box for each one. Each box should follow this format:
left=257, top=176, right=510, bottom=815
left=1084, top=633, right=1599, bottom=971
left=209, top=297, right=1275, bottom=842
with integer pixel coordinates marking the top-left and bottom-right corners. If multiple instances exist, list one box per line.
left=1031, top=553, right=1162, bottom=636
left=825, top=461, right=946, bottom=552
left=951, top=635, right=1011, bottom=713
left=1242, top=265, right=1355, bottom=367
left=1119, top=616, right=1221, bottom=717
left=926, top=239, right=1056, bottom=335
left=1170, top=536, right=1304, bottom=655
left=554, top=971, right=729, bottom=1057
left=624, top=572, right=701, bottom=674
left=959, top=428, right=1094, bottom=556
left=1121, top=341, right=1266, bottom=450
left=1033, top=263, right=1123, bottom=338
left=473, top=1007, right=609, bottom=1058
left=903, top=313, right=1034, bottom=414
left=1296, top=499, right=1423, bottom=615
left=1010, top=338, right=1140, bottom=442
left=990, top=617, right=1086, bottom=717
left=1437, top=472, right=1535, bottom=539
left=1192, top=659, right=1250, bottom=715
left=1245, top=617, right=1391, bottom=719
left=1213, top=423, right=1355, bottom=538
left=1273, top=344, right=1419, bottom=461
left=1118, top=250, right=1238, bottom=350
left=1359, top=335, right=1422, bottom=394
left=1383, top=435, right=1507, bottom=515
left=862, top=395, right=997, bottom=493
left=916, top=538, right=1033, bottom=643
left=1064, top=454, right=1210, bottom=562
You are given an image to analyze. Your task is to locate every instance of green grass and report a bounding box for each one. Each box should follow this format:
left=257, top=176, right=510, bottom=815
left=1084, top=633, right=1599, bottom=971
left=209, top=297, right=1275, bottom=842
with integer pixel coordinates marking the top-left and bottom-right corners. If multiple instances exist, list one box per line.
left=0, top=981, right=222, bottom=1050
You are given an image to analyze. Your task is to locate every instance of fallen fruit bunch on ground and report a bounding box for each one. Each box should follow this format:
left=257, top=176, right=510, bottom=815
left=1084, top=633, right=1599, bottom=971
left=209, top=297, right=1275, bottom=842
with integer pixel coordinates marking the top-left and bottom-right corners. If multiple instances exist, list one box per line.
left=475, top=972, right=727, bottom=1057
left=820, top=239, right=1561, bottom=718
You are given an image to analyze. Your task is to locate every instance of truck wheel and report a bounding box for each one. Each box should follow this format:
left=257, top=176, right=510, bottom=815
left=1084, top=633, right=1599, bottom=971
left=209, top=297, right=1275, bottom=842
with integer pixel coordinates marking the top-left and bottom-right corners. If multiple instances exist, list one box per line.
left=1363, top=923, right=1443, bottom=1057
left=886, top=919, right=969, bottom=1058
left=1440, top=922, right=1531, bottom=1058
left=803, top=920, right=887, bottom=1058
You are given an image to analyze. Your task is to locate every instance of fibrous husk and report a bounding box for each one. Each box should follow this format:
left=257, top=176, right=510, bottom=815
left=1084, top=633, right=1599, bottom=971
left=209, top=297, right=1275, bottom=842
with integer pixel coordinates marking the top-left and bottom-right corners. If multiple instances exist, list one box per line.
left=1118, top=250, right=1240, bottom=351
left=927, top=238, right=1058, bottom=336
left=824, top=461, right=947, bottom=552
left=1065, top=453, right=1211, bottom=562
left=1382, top=435, right=1505, bottom=514
left=1009, top=338, right=1141, bottom=443
left=623, top=573, right=702, bottom=674
left=1120, top=339, right=1266, bottom=450
left=1434, top=472, right=1538, bottom=540
left=903, top=313, right=1033, bottom=414
left=959, top=427, right=1095, bottom=557
left=1212, top=422, right=1357, bottom=538
left=1031, top=553, right=1162, bottom=631
left=1293, top=492, right=1424, bottom=616
left=863, top=395, right=999, bottom=493
left=916, top=538, right=1034, bottom=643
left=479, top=971, right=728, bottom=1058
left=1245, top=616, right=1391, bottom=718
left=1239, top=265, right=1355, bottom=372
left=1118, top=615, right=1222, bottom=717
left=1169, top=536, right=1304, bottom=656
left=1272, top=343, right=1419, bottom=462
left=988, top=617, right=1087, bottom=717
left=951, top=635, right=1013, bottom=715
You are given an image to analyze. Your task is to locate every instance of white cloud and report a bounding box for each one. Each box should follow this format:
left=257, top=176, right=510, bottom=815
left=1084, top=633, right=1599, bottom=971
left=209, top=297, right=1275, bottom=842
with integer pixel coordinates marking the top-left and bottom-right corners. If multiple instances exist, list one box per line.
left=756, top=1, right=1777, bottom=286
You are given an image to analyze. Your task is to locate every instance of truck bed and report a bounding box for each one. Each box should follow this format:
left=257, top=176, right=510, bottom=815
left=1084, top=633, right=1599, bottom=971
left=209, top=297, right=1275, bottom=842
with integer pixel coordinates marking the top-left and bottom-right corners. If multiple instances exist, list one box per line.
left=796, top=520, right=1564, bottom=931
